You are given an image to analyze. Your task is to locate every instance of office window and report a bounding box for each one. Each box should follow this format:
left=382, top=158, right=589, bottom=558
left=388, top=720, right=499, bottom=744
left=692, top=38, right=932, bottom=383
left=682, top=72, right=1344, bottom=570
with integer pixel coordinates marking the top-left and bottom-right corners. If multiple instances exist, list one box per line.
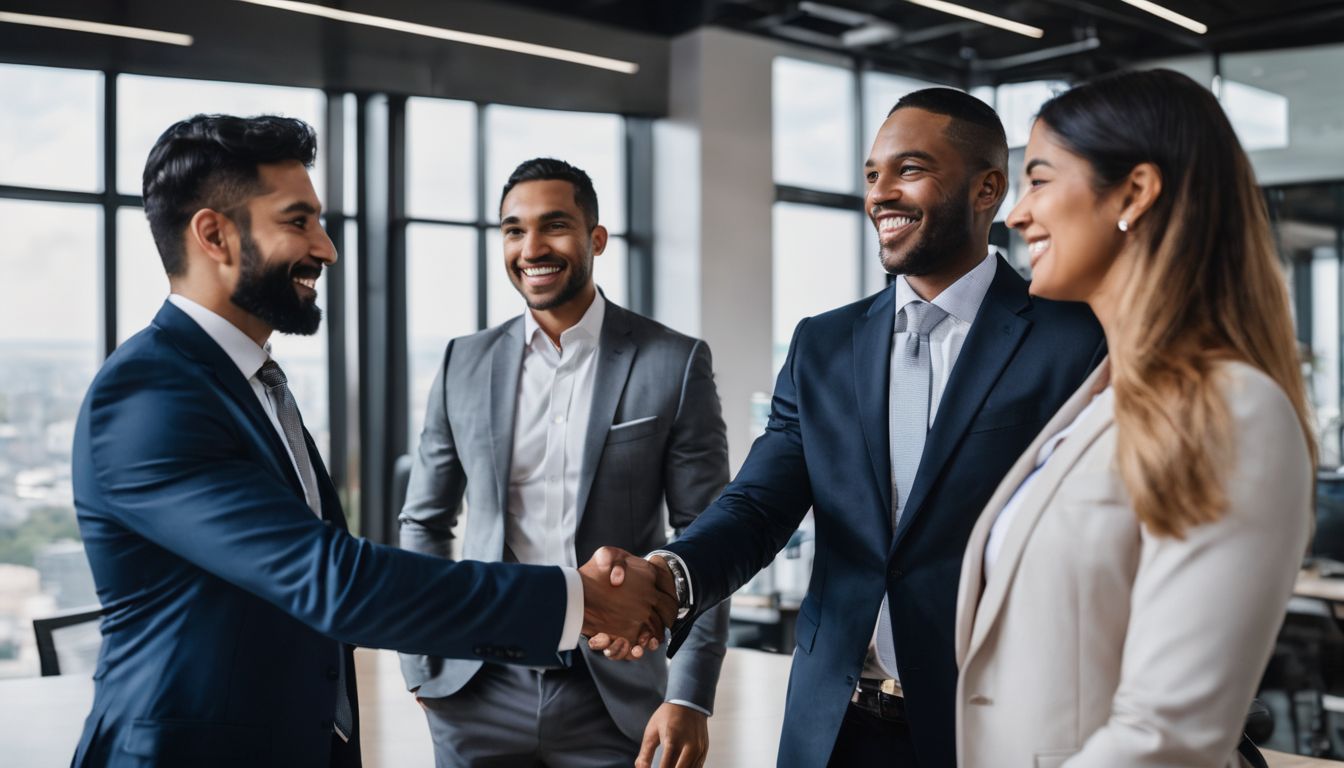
left=1221, top=45, right=1344, bottom=185
left=116, top=208, right=168, bottom=345
left=406, top=225, right=479, bottom=443
left=406, top=98, right=476, bottom=222
left=484, top=105, right=626, bottom=232
left=773, top=58, right=857, bottom=194
left=117, top=75, right=325, bottom=196
left=772, top=203, right=863, bottom=371
left=862, top=71, right=938, bottom=156
left=0, top=200, right=101, bottom=679
left=994, top=80, right=1068, bottom=149
left=0, top=64, right=100, bottom=192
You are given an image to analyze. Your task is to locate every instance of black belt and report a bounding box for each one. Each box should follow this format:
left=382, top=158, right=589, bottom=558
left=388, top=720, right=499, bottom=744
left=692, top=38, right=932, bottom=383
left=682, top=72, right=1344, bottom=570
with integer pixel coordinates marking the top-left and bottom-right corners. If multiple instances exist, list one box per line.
left=850, top=678, right=906, bottom=722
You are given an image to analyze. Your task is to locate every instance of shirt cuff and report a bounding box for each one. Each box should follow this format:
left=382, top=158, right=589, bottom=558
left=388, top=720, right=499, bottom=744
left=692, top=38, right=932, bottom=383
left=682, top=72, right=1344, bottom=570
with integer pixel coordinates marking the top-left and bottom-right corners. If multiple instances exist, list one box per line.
left=666, top=698, right=711, bottom=717
left=558, top=566, right=584, bottom=651
left=647, top=549, right=694, bottom=611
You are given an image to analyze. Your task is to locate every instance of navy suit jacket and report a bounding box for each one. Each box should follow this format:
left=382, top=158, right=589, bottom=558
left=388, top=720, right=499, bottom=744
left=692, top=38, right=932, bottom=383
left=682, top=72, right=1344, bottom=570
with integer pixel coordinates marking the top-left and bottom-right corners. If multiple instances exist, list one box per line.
left=666, top=257, right=1103, bottom=767
left=71, top=301, right=569, bottom=767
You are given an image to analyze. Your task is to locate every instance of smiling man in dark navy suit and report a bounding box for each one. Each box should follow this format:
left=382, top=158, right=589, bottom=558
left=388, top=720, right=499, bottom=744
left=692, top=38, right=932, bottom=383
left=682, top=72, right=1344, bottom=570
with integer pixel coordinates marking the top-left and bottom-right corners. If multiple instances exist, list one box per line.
left=596, top=88, right=1104, bottom=767
left=69, top=114, right=674, bottom=768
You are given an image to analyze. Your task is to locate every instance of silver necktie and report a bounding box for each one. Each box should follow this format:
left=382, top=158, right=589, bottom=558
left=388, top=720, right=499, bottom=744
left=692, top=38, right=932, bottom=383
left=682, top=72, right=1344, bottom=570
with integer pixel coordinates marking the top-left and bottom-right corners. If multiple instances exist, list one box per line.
left=877, top=300, right=948, bottom=677
left=256, top=359, right=354, bottom=741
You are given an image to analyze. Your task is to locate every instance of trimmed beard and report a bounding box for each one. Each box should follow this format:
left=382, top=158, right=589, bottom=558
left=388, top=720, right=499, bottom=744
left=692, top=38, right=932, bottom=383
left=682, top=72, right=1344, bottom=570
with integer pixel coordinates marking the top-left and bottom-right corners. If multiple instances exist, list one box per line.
left=229, top=226, right=322, bottom=336
left=878, top=179, right=974, bottom=277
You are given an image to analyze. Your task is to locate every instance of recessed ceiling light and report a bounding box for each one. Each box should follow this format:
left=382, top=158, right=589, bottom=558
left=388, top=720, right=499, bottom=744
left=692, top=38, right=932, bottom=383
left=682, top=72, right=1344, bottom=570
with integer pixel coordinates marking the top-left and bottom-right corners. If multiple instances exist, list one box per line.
left=901, top=0, right=1044, bottom=39
left=0, top=11, right=192, bottom=46
left=234, top=0, right=639, bottom=74
left=1118, top=0, right=1208, bottom=35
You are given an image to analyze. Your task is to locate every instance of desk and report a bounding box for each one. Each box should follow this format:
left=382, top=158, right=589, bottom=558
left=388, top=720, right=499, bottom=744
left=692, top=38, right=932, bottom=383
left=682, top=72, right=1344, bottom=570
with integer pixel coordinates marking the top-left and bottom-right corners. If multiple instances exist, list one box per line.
left=2, top=647, right=1337, bottom=767
left=1297, top=569, right=1344, bottom=603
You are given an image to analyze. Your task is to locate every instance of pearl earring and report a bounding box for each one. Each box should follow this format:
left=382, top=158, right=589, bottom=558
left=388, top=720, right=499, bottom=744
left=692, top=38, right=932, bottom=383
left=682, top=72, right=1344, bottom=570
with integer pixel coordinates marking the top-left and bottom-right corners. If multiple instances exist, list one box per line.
left=1118, top=219, right=1129, bottom=233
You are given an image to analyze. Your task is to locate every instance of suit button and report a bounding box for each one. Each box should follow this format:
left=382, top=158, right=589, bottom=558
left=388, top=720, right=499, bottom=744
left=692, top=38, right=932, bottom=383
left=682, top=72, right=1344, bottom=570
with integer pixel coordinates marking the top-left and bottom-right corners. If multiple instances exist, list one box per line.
left=473, top=645, right=485, bottom=656
left=889, top=567, right=903, bottom=579
left=325, top=666, right=339, bottom=681
left=968, top=694, right=993, bottom=705
left=845, top=675, right=855, bottom=686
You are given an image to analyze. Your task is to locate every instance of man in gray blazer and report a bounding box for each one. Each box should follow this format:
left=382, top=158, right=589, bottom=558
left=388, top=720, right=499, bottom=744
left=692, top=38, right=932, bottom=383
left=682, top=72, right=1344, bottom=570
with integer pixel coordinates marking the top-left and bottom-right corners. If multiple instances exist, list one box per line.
left=399, top=157, right=730, bottom=768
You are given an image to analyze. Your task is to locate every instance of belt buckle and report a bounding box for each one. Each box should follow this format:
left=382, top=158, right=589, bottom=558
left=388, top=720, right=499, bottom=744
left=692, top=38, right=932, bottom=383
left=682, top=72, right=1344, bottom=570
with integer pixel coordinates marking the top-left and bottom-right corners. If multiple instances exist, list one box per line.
left=879, top=678, right=899, bottom=696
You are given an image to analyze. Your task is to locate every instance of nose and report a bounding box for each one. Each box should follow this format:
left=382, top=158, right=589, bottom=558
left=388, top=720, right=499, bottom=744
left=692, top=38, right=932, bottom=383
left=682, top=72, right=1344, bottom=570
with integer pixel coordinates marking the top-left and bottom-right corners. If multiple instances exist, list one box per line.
left=520, top=230, right=550, bottom=261
left=1005, top=195, right=1030, bottom=231
left=867, top=175, right=900, bottom=211
left=312, top=226, right=338, bottom=264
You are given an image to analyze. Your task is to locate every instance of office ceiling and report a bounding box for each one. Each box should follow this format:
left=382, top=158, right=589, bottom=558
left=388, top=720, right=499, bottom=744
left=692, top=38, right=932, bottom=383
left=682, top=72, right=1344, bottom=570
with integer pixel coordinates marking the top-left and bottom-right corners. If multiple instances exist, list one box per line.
left=497, top=0, right=1344, bottom=84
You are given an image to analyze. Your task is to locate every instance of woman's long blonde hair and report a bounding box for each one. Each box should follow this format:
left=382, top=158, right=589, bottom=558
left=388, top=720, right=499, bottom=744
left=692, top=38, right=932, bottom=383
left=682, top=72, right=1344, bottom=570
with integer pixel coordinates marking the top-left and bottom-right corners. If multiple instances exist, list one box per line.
left=1037, top=69, right=1315, bottom=537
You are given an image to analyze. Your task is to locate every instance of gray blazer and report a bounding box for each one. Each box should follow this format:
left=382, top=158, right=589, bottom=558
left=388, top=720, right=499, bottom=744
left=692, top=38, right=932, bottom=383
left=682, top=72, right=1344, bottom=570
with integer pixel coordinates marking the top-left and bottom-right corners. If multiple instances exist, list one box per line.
left=398, top=300, right=731, bottom=741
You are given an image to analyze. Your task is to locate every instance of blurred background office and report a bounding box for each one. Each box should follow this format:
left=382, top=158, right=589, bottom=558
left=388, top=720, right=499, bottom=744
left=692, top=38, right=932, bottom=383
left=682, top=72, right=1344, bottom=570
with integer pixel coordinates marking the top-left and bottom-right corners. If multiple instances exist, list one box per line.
left=2, top=0, right=1344, bottom=764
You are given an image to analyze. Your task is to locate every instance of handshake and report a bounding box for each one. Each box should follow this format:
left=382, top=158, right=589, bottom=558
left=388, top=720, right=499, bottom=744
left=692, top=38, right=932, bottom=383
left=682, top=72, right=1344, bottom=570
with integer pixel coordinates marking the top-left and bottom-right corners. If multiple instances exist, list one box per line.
left=578, top=547, right=679, bottom=661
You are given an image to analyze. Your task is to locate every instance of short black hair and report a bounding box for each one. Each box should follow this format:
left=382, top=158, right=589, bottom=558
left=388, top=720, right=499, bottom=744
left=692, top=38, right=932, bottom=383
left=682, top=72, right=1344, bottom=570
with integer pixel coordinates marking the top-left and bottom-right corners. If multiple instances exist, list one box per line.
left=142, top=114, right=317, bottom=276
left=499, top=157, right=599, bottom=230
left=889, top=87, right=1008, bottom=175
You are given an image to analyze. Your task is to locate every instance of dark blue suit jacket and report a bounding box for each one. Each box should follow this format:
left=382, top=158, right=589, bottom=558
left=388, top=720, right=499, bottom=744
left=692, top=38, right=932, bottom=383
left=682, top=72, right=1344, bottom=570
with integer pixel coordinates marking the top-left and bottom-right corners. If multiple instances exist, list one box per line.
left=666, top=258, right=1103, bottom=767
left=71, top=301, right=569, bottom=767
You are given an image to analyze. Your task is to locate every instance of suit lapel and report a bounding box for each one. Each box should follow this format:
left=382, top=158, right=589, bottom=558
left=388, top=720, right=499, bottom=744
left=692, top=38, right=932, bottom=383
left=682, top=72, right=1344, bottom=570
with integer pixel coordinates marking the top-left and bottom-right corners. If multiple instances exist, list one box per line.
left=488, top=318, right=526, bottom=517
left=961, top=361, right=1113, bottom=665
left=892, top=258, right=1031, bottom=550
left=852, top=285, right=898, bottom=526
left=153, top=301, right=304, bottom=496
left=576, top=304, right=635, bottom=527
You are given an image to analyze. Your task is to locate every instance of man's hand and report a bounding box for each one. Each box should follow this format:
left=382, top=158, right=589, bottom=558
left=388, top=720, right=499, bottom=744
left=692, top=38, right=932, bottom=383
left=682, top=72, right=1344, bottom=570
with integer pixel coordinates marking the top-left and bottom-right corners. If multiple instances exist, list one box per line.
left=637, top=702, right=709, bottom=768
left=588, top=554, right=677, bottom=660
left=580, top=547, right=678, bottom=658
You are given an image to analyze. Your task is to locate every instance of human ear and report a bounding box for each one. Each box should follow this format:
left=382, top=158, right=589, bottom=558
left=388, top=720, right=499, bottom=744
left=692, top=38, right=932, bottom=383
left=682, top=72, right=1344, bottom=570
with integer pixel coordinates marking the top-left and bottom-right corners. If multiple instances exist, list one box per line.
left=188, top=209, right=237, bottom=267
left=973, top=167, right=1008, bottom=215
left=590, top=224, right=609, bottom=256
left=1118, top=163, right=1163, bottom=229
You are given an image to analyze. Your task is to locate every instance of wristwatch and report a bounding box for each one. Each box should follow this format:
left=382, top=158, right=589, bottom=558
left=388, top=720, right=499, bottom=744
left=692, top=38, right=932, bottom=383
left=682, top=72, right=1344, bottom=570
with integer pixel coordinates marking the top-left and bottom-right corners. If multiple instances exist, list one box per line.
left=648, top=551, right=692, bottom=620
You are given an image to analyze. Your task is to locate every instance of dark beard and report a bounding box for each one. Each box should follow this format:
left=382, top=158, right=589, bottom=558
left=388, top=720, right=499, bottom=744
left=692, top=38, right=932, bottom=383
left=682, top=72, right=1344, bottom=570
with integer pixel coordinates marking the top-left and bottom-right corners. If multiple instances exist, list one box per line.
left=229, top=228, right=322, bottom=335
left=879, top=180, right=974, bottom=277
left=516, top=258, right=592, bottom=312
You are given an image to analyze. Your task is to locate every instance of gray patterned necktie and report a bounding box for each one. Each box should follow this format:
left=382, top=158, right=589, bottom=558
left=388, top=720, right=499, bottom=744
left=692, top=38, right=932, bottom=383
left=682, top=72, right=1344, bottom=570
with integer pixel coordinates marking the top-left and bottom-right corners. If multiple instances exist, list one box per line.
left=256, top=359, right=354, bottom=742
left=876, top=300, right=948, bottom=677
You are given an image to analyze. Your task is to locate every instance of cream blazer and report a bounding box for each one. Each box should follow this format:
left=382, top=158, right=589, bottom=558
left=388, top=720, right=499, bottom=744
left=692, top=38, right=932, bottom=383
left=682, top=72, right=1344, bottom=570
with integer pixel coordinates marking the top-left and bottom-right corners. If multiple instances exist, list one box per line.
left=954, top=359, right=1312, bottom=768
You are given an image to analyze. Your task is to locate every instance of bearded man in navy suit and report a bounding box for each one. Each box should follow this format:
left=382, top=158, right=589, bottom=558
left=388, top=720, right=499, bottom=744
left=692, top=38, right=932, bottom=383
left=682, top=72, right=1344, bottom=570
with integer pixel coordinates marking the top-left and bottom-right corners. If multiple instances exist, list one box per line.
left=70, top=114, right=672, bottom=767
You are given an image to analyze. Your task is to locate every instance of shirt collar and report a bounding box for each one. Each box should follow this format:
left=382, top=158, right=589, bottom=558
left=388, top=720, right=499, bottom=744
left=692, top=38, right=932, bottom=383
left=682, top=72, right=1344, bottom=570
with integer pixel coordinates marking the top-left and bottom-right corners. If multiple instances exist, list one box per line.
left=523, top=289, right=607, bottom=352
left=893, top=250, right=998, bottom=329
left=168, top=294, right=271, bottom=380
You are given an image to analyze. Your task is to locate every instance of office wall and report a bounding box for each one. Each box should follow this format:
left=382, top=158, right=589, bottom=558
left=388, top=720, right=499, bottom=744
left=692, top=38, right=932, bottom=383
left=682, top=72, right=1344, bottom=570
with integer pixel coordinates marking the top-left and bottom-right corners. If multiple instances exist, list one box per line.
left=653, top=28, right=783, bottom=472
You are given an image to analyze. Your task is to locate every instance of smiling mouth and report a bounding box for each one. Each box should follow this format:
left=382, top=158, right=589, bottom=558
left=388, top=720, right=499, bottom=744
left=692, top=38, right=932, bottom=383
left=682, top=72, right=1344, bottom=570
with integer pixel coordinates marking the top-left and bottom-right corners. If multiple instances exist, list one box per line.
left=520, top=265, right=563, bottom=277
left=876, top=214, right=919, bottom=241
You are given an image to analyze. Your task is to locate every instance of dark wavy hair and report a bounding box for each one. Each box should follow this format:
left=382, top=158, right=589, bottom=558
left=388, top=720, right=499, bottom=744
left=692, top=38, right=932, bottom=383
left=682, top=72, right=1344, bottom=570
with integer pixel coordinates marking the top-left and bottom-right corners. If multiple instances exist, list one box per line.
left=499, top=157, right=599, bottom=230
left=142, top=114, right=317, bottom=276
left=1036, top=69, right=1314, bottom=536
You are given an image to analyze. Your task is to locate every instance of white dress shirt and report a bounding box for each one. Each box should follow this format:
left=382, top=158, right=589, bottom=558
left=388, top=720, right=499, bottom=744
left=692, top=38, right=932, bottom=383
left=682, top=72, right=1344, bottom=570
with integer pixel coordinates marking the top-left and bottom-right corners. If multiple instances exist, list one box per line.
left=506, top=291, right=606, bottom=568
left=865, top=251, right=999, bottom=683
left=169, top=294, right=583, bottom=651
left=984, top=387, right=1111, bottom=576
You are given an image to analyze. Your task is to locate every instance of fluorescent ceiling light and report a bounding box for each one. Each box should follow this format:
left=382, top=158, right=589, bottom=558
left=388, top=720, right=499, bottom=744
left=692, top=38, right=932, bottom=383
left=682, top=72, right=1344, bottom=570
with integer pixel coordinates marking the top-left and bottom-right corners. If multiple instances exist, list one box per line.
left=901, top=0, right=1044, bottom=39
left=1118, top=0, right=1207, bottom=34
left=0, top=11, right=192, bottom=46
left=234, top=0, right=639, bottom=74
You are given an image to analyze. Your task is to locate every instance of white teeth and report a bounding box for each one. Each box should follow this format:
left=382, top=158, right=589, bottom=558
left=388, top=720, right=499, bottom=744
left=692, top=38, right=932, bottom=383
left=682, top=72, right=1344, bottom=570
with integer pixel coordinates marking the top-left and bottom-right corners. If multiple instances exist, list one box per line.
left=293, top=276, right=317, bottom=289
left=1028, top=239, right=1050, bottom=256
left=522, top=266, right=562, bottom=277
left=878, top=216, right=916, bottom=232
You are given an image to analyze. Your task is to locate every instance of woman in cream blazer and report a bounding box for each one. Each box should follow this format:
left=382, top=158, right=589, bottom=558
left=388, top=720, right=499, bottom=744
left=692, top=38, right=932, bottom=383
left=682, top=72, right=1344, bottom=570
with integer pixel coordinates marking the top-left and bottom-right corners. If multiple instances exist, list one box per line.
left=954, top=70, right=1315, bottom=767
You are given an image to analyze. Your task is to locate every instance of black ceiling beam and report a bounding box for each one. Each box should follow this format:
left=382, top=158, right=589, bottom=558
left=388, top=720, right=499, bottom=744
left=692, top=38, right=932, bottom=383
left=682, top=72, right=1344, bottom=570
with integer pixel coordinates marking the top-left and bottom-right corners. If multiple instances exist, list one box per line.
left=1207, top=3, right=1344, bottom=47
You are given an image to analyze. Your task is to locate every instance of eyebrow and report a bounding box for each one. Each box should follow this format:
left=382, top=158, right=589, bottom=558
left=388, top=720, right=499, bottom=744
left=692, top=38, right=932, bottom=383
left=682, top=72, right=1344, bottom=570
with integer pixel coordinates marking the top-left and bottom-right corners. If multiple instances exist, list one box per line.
left=280, top=201, right=320, bottom=216
left=500, top=210, right=577, bottom=226
left=1024, top=159, right=1053, bottom=174
left=865, top=150, right=937, bottom=168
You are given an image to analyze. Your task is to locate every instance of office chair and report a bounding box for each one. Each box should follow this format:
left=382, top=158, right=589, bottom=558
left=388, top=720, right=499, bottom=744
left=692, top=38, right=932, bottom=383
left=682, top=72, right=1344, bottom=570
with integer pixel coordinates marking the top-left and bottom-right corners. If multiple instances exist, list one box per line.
left=1260, top=596, right=1344, bottom=757
left=32, top=606, right=103, bottom=677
